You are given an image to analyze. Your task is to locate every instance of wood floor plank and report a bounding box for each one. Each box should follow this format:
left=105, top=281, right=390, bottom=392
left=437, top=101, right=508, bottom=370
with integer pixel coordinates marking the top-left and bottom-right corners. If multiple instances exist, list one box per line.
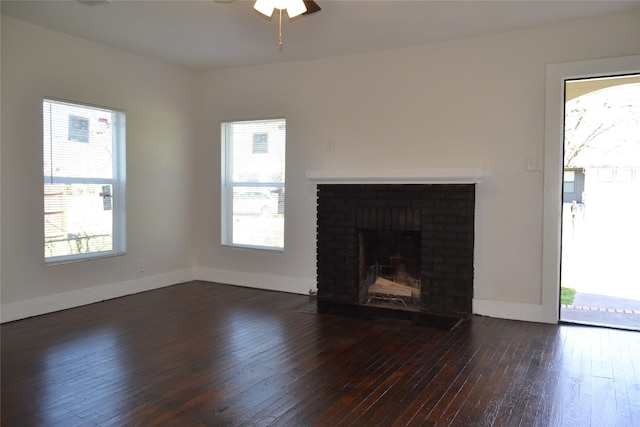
left=385, top=328, right=473, bottom=426
left=2, top=281, right=640, bottom=426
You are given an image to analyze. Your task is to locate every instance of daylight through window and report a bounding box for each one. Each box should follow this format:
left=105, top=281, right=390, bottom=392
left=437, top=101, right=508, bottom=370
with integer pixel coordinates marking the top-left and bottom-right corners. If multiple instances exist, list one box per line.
left=43, top=98, right=126, bottom=263
left=221, top=118, right=286, bottom=250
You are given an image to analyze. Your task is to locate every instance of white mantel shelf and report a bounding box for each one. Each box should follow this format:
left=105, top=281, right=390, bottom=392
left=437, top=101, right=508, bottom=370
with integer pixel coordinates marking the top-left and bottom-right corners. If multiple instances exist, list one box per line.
left=305, top=168, right=487, bottom=184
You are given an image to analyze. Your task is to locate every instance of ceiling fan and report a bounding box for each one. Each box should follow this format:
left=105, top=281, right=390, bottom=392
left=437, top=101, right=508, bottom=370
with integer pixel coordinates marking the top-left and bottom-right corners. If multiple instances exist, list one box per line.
left=216, top=0, right=321, bottom=46
left=216, top=0, right=320, bottom=15
left=300, top=0, right=322, bottom=16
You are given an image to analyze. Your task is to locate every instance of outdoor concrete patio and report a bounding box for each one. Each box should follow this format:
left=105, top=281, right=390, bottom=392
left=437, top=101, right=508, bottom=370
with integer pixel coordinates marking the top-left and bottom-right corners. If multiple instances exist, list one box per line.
left=562, top=292, right=640, bottom=331
left=560, top=201, right=640, bottom=331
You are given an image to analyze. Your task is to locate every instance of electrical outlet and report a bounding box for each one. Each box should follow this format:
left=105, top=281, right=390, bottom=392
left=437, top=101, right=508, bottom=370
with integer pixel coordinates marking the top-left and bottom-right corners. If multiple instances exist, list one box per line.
left=138, top=258, right=145, bottom=273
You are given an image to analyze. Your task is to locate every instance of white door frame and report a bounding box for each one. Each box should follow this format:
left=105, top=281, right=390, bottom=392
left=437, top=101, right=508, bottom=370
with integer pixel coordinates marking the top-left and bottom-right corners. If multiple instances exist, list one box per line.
left=542, top=55, right=640, bottom=324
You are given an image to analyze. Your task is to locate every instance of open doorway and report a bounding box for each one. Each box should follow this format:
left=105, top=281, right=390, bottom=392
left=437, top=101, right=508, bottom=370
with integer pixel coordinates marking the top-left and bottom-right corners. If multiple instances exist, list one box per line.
left=560, top=75, right=640, bottom=330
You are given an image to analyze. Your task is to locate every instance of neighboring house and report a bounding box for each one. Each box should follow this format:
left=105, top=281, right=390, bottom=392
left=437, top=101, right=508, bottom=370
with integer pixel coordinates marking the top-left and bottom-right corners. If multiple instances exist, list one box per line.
left=564, top=82, right=640, bottom=208
left=565, top=139, right=640, bottom=211
left=583, top=166, right=640, bottom=217
left=564, top=164, right=640, bottom=210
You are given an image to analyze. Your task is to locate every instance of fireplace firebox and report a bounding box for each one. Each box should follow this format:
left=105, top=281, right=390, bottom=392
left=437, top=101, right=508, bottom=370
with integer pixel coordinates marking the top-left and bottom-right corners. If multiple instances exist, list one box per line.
left=359, top=229, right=422, bottom=311
left=315, top=184, right=475, bottom=325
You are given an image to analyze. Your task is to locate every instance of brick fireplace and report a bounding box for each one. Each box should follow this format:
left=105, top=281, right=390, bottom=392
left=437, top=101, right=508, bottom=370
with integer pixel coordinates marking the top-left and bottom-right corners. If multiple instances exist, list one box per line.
left=308, top=169, right=483, bottom=326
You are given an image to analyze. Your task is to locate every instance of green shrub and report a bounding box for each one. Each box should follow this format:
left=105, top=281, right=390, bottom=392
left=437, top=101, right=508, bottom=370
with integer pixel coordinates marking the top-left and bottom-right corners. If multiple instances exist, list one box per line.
left=561, top=287, right=576, bottom=305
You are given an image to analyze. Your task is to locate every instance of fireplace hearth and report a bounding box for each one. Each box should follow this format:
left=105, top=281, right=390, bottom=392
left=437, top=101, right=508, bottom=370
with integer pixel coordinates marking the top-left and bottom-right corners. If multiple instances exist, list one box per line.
left=314, top=183, right=475, bottom=326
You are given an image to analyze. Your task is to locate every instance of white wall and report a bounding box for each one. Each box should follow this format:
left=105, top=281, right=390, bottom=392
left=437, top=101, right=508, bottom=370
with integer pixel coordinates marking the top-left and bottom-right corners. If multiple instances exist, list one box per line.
left=2, top=10, right=639, bottom=323
left=195, top=10, right=640, bottom=321
left=1, top=16, right=197, bottom=321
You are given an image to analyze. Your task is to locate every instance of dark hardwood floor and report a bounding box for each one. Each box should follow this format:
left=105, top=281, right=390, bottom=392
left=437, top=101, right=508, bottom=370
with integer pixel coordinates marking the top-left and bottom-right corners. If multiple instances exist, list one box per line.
left=2, top=281, right=639, bottom=426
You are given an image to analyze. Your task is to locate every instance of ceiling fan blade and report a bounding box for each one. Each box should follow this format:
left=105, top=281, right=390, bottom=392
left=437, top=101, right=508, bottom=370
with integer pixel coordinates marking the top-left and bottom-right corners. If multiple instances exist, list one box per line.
left=302, top=0, right=321, bottom=15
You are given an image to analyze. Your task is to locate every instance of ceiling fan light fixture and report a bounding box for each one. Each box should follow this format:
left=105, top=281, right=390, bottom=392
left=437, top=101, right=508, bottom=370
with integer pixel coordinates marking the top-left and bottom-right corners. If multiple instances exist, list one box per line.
left=254, top=0, right=307, bottom=18
left=254, top=0, right=274, bottom=17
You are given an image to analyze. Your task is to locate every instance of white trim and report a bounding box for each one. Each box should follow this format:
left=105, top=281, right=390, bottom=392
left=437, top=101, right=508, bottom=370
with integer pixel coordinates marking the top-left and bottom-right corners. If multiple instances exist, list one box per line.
left=473, top=299, right=547, bottom=323
left=0, top=269, right=195, bottom=323
left=305, top=168, right=487, bottom=184
left=543, top=55, right=640, bottom=324
left=196, top=267, right=314, bottom=295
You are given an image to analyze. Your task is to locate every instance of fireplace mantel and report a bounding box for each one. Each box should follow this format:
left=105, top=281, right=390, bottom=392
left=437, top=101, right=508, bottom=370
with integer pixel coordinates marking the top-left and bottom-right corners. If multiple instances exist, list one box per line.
left=305, top=168, right=487, bottom=184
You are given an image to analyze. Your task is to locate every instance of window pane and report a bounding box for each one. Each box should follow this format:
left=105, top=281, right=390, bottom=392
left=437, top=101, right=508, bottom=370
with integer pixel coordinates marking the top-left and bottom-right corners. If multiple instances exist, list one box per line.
left=229, top=187, right=284, bottom=248
left=44, top=183, right=114, bottom=258
left=563, top=182, right=575, bottom=193
left=44, top=101, right=116, bottom=181
left=226, top=120, right=285, bottom=184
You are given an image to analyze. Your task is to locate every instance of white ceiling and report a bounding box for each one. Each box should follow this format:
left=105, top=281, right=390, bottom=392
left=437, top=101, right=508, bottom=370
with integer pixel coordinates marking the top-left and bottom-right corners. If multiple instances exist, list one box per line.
left=2, top=0, right=639, bottom=72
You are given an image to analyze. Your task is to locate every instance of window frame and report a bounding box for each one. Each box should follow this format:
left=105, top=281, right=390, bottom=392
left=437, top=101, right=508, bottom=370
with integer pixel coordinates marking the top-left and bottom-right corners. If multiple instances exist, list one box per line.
left=43, top=97, right=127, bottom=264
left=221, top=118, right=286, bottom=251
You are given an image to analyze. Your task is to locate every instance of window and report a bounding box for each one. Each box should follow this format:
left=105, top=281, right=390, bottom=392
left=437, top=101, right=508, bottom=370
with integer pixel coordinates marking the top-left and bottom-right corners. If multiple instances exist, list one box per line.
left=221, top=118, right=285, bottom=250
left=597, top=168, right=614, bottom=182
left=43, top=98, right=126, bottom=263
left=616, top=169, right=633, bottom=182
left=563, top=170, right=575, bottom=193
left=252, top=133, right=268, bottom=154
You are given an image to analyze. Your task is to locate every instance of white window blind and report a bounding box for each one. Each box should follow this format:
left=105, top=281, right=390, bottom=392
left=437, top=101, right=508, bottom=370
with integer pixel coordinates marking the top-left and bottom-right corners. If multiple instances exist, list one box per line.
left=43, top=98, right=126, bottom=263
left=221, top=118, right=286, bottom=250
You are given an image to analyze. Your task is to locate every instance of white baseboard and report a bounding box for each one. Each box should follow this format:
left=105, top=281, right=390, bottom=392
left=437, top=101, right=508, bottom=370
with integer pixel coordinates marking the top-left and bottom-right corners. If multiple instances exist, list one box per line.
left=196, top=267, right=315, bottom=296
left=2, top=271, right=552, bottom=325
left=473, top=298, right=551, bottom=323
left=1, top=269, right=195, bottom=323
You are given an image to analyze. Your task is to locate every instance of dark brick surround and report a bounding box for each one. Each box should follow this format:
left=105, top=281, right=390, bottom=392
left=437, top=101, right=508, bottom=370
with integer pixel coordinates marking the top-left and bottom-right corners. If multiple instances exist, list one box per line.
left=316, top=184, right=475, bottom=319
